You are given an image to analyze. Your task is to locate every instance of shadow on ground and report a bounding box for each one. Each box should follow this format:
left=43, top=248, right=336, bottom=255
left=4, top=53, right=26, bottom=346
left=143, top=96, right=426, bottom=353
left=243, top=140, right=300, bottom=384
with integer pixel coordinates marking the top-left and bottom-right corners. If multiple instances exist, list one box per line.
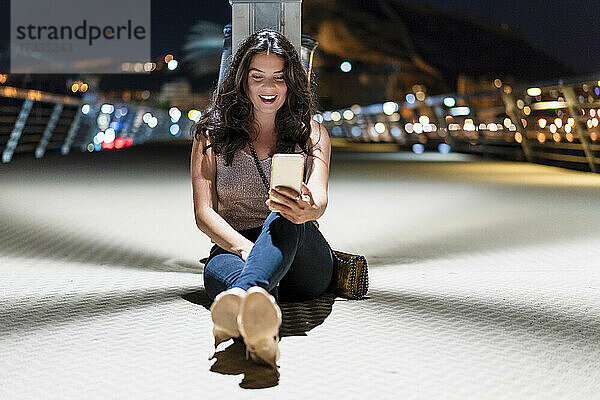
left=0, top=210, right=202, bottom=274
left=182, top=288, right=335, bottom=389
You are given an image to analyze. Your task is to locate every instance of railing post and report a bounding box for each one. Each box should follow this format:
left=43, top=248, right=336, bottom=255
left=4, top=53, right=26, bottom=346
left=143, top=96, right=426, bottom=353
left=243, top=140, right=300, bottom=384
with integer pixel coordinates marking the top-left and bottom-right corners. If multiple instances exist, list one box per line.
left=61, top=109, right=83, bottom=155
left=432, top=104, right=455, bottom=148
left=35, top=103, right=64, bottom=158
left=561, top=86, right=596, bottom=172
left=502, top=92, right=534, bottom=163
left=2, top=99, right=33, bottom=163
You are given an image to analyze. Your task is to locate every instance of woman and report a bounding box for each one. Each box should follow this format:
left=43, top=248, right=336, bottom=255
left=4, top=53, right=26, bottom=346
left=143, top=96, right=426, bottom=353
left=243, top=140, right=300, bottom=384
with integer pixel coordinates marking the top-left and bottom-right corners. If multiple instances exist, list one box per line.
left=190, top=29, right=333, bottom=371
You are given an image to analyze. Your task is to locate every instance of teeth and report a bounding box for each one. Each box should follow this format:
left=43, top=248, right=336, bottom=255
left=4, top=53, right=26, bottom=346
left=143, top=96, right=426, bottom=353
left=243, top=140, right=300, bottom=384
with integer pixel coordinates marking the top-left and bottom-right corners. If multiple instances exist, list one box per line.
left=260, top=95, right=276, bottom=100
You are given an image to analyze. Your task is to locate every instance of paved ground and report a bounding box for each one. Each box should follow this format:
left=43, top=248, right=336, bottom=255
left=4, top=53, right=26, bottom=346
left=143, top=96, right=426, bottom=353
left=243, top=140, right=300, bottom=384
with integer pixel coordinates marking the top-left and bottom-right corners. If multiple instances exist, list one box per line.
left=1, top=144, right=600, bottom=399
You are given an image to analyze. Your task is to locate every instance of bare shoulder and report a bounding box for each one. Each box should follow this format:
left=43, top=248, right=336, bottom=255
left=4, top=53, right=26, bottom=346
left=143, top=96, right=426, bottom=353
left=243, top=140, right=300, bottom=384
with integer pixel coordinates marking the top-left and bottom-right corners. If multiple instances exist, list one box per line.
left=308, top=119, right=330, bottom=151
left=190, top=129, right=216, bottom=180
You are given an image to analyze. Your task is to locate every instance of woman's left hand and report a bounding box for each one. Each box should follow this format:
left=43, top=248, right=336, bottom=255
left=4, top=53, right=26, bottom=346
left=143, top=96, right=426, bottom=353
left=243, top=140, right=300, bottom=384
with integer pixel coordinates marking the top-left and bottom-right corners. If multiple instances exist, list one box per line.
left=266, top=182, right=318, bottom=224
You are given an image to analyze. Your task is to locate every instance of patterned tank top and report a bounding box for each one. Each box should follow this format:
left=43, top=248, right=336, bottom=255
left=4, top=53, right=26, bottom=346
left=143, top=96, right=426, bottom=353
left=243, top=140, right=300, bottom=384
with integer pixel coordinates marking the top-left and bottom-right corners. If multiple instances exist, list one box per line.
left=215, top=144, right=313, bottom=232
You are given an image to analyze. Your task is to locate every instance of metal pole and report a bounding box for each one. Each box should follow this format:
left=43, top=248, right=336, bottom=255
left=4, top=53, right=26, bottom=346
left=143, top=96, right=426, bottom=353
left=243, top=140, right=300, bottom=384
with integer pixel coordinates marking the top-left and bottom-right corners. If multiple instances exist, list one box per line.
left=35, top=103, right=64, bottom=158
left=61, top=110, right=83, bottom=155
left=433, top=104, right=455, bottom=148
left=561, top=86, right=596, bottom=172
left=229, top=0, right=302, bottom=57
left=2, top=99, right=33, bottom=163
left=502, top=92, right=534, bottom=163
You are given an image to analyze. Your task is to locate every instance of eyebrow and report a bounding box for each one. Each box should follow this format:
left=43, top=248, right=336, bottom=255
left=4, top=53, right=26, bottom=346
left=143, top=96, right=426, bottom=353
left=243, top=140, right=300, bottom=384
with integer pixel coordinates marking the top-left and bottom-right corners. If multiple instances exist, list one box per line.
left=249, top=68, right=284, bottom=73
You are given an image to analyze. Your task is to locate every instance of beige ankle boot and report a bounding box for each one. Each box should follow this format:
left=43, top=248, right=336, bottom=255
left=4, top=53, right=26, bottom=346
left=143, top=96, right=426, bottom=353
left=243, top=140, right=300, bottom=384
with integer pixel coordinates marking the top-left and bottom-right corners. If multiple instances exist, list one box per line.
left=237, top=286, right=282, bottom=371
left=209, top=287, right=247, bottom=357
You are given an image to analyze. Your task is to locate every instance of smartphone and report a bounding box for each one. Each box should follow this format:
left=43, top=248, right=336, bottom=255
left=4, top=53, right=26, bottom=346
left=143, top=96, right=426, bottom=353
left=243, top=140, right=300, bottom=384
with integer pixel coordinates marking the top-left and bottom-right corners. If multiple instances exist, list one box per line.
left=269, top=153, right=304, bottom=211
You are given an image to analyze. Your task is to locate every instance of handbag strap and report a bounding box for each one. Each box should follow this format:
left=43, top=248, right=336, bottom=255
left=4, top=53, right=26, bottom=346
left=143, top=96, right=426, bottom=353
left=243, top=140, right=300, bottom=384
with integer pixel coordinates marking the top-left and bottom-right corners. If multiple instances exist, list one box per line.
left=248, top=140, right=271, bottom=193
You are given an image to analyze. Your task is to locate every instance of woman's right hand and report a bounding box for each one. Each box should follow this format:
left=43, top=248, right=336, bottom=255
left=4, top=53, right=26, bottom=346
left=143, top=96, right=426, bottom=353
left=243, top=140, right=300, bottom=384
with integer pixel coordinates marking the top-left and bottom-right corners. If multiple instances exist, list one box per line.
left=240, top=243, right=254, bottom=262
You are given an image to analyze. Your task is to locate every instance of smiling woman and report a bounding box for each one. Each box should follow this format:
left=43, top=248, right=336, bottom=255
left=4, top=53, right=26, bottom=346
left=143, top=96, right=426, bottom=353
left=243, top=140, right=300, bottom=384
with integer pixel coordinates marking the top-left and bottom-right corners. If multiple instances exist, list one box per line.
left=189, top=29, right=333, bottom=372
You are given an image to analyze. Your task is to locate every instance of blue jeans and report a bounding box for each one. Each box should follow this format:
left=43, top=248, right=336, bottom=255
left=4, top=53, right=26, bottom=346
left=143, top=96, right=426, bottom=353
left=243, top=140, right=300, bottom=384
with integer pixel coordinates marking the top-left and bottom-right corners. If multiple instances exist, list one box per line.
left=203, top=211, right=334, bottom=302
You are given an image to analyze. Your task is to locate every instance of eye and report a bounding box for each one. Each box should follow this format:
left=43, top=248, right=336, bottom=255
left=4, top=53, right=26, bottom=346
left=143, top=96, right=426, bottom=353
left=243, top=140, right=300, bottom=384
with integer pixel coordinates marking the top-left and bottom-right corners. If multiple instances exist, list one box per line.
left=251, top=74, right=263, bottom=80
left=275, top=75, right=284, bottom=81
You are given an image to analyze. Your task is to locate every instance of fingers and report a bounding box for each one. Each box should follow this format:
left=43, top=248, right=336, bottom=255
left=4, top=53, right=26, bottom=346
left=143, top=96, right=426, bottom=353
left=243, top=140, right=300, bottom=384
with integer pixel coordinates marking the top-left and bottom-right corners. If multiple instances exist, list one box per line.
left=269, top=189, right=298, bottom=208
left=268, top=184, right=314, bottom=223
left=264, top=200, right=300, bottom=224
left=266, top=198, right=292, bottom=212
left=272, top=185, right=300, bottom=200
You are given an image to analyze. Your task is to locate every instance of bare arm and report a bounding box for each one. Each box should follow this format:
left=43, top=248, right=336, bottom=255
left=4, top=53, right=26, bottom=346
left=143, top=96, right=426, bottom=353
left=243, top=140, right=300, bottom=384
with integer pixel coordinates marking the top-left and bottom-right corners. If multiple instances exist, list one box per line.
left=305, top=119, right=331, bottom=219
left=191, top=135, right=254, bottom=260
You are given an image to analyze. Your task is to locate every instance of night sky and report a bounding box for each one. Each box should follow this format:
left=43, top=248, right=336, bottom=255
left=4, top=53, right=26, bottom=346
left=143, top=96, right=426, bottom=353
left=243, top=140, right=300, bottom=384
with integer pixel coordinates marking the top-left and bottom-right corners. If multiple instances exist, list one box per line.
left=1, top=1, right=598, bottom=76
left=151, top=0, right=600, bottom=76
left=403, top=0, right=600, bottom=74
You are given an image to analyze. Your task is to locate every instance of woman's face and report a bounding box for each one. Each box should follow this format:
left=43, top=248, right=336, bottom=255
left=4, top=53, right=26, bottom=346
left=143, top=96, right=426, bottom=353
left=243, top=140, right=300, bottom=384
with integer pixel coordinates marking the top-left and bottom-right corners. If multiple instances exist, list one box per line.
left=246, top=52, right=287, bottom=117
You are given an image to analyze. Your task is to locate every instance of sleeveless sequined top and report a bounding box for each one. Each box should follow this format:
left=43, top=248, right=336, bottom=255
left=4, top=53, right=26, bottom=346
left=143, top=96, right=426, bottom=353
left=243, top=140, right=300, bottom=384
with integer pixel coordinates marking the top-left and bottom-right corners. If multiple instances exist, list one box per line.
left=215, top=144, right=313, bottom=232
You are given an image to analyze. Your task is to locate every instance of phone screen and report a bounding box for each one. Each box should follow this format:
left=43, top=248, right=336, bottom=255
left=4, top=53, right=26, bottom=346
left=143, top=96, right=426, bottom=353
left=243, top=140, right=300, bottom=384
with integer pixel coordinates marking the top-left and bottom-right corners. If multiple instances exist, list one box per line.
left=269, top=154, right=304, bottom=211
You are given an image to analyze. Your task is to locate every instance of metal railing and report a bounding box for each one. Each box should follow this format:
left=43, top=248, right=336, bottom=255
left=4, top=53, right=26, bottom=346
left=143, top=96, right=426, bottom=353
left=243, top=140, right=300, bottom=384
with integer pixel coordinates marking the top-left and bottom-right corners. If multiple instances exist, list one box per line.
left=3, top=69, right=600, bottom=175
left=0, top=86, right=194, bottom=163
left=319, top=73, right=600, bottom=172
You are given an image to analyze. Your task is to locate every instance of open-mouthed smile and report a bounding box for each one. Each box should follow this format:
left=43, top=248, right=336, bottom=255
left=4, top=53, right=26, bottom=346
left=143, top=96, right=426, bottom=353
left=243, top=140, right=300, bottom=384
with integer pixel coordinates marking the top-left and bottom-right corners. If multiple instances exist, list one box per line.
left=259, top=94, right=277, bottom=104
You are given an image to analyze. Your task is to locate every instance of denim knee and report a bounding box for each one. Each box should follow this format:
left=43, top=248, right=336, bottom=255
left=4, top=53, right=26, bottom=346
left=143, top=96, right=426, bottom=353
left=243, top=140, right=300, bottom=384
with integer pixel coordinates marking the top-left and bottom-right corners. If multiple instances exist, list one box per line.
left=262, top=211, right=303, bottom=238
left=203, top=264, right=223, bottom=300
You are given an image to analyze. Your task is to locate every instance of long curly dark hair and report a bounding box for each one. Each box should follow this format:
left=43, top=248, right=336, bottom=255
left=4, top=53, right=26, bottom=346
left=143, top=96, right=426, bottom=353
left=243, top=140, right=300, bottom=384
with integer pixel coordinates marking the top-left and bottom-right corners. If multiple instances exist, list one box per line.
left=190, top=28, right=318, bottom=166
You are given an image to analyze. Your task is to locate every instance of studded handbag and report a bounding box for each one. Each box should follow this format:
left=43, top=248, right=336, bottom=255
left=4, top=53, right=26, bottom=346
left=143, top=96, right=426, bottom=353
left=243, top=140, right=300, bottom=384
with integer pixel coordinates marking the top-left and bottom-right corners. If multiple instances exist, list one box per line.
left=248, top=140, right=369, bottom=300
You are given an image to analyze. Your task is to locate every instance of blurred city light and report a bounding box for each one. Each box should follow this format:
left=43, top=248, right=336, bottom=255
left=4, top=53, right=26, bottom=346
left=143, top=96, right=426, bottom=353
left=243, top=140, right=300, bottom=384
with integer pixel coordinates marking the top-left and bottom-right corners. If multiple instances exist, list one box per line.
left=531, top=101, right=567, bottom=110
left=342, top=109, right=354, bottom=120
left=438, top=143, right=451, bottom=153
left=412, top=143, right=425, bottom=154
left=443, top=97, right=456, bottom=107
left=565, top=124, right=572, bottom=133
left=382, top=102, right=398, bottom=115
left=340, top=61, right=352, bottom=72
left=187, top=110, right=201, bottom=122
left=108, top=121, right=120, bottom=131
left=97, top=114, right=109, bottom=129
left=168, top=60, right=178, bottom=70
left=449, top=106, right=470, bottom=116
left=103, top=128, right=116, bottom=143
left=169, top=107, right=182, bottom=123
left=101, top=104, right=114, bottom=114
left=148, top=116, right=158, bottom=128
